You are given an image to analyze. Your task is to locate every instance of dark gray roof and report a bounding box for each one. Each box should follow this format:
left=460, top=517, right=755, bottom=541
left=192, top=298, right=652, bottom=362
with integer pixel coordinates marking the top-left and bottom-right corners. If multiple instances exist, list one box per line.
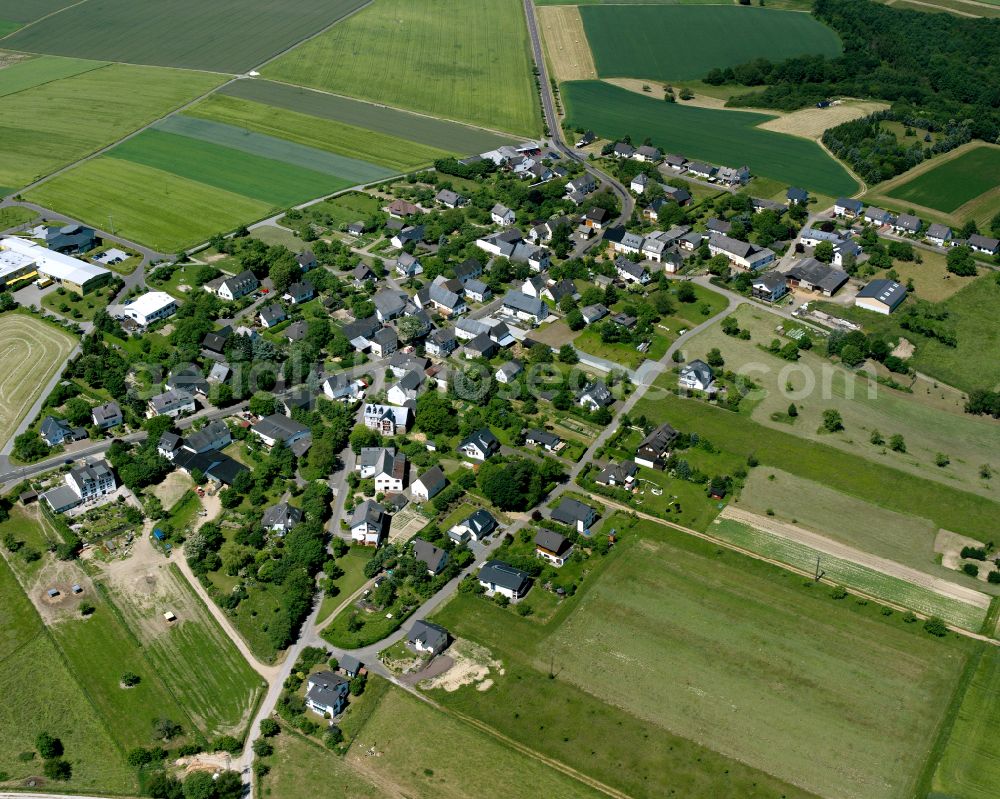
left=350, top=499, right=385, bottom=529
left=454, top=259, right=483, bottom=280
left=681, top=359, right=715, bottom=386
left=786, top=258, right=849, bottom=293
left=416, top=465, right=447, bottom=494
left=184, top=419, right=230, bottom=453
left=342, top=315, right=381, bottom=341
left=478, top=560, right=531, bottom=593
left=412, top=538, right=448, bottom=573
left=857, top=279, right=907, bottom=310
left=251, top=413, right=309, bottom=442
left=836, top=197, right=863, bottom=212
left=926, top=223, right=952, bottom=240
left=637, top=423, right=678, bottom=455
left=551, top=498, right=597, bottom=526
left=579, top=380, right=613, bottom=407
left=408, top=619, right=449, bottom=651
left=306, top=671, right=347, bottom=709
left=261, top=502, right=302, bottom=530
left=466, top=508, right=497, bottom=537
left=460, top=428, right=499, bottom=456
left=535, top=529, right=572, bottom=556
left=525, top=428, right=560, bottom=448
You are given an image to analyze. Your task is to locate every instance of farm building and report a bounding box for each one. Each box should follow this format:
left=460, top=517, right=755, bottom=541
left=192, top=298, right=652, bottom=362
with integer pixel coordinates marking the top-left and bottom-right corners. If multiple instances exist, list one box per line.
left=854, top=280, right=907, bottom=315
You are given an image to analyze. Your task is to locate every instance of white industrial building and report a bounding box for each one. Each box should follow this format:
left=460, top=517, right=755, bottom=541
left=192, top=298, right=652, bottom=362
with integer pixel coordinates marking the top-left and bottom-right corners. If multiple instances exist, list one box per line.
left=0, top=236, right=111, bottom=293
left=117, top=291, right=178, bottom=326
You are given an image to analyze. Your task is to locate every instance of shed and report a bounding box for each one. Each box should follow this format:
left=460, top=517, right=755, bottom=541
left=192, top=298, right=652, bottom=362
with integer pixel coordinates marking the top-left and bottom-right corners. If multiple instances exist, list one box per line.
left=47, top=588, right=60, bottom=598
left=153, top=528, right=166, bottom=541
left=163, top=611, right=177, bottom=622
left=71, top=584, right=83, bottom=594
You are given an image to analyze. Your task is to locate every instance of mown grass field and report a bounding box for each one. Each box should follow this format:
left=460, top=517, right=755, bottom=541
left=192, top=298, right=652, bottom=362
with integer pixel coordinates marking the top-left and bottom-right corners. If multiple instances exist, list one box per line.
left=0, top=63, right=222, bottom=190
left=885, top=145, right=1000, bottom=213
left=581, top=5, right=842, bottom=81
left=184, top=94, right=451, bottom=172
left=818, top=273, right=1000, bottom=395
left=108, top=129, right=355, bottom=206
left=102, top=564, right=263, bottom=737
left=0, top=54, right=104, bottom=97
left=25, top=157, right=273, bottom=251
left=563, top=80, right=859, bottom=196
left=682, top=304, right=1000, bottom=499
left=220, top=79, right=512, bottom=155
left=433, top=516, right=969, bottom=799
left=631, top=388, right=1000, bottom=542
left=316, top=547, right=373, bottom=620
left=3, top=0, right=368, bottom=73
left=263, top=0, right=541, bottom=136
left=711, top=516, right=987, bottom=629
left=0, top=313, right=76, bottom=449
left=933, top=646, right=1000, bottom=799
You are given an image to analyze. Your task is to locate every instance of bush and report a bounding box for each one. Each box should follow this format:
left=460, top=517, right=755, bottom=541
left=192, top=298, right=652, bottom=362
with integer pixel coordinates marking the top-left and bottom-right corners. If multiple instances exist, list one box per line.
left=988, top=571, right=1000, bottom=584
left=36, top=732, right=63, bottom=759
left=829, top=585, right=848, bottom=600
left=923, top=616, right=948, bottom=637
left=121, top=671, right=141, bottom=687
left=42, top=758, right=71, bottom=781
left=252, top=740, right=273, bottom=758
left=962, top=563, right=979, bottom=577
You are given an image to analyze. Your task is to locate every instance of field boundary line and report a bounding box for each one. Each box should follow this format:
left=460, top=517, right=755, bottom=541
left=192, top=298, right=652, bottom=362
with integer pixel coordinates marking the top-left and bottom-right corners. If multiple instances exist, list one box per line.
left=0, top=59, right=112, bottom=101
left=0, top=0, right=94, bottom=41
left=594, top=496, right=1000, bottom=643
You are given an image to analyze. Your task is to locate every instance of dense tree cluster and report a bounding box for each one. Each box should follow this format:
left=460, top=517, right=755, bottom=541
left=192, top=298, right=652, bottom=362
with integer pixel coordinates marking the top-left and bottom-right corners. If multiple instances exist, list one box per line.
left=477, top=456, right=565, bottom=511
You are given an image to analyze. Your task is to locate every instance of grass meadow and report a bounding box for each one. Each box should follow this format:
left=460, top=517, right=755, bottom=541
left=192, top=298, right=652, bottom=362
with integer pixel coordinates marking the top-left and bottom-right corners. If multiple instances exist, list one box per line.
left=102, top=565, right=264, bottom=738
left=933, top=646, right=1000, bottom=799
left=433, top=516, right=970, bottom=799
left=817, top=272, right=1000, bottom=395
left=263, top=0, right=542, bottom=136
left=581, top=5, right=842, bottom=81
left=681, top=304, right=1000, bottom=499
left=0, top=556, right=134, bottom=792
left=219, top=79, right=513, bottom=154
left=26, top=157, right=273, bottom=251
left=3, top=0, right=369, bottom=73
left=885, top=145, right=1000, bottom=214
left=631, top=388, right=1000, bottom=542
left=0, top=63, right=222, bottom=190
left=711, top=515, right=988, bottom=629
left=0, top=55, right=104, bottom=98
left=184, top=94, right=451, bottom=171
left=0, top=313, right=76, bottom=449
left=563, top=80, right=859, bottom=196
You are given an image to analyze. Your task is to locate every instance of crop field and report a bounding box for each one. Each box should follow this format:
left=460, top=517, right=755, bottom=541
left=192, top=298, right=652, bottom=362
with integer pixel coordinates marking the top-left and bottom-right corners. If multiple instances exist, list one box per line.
left=219, top=80, right=512, bottom=154
left=541, top=525, right=967, bottom=799
left=563, top=80, right=859, bottom=196
left=0, top=62, right=222, bottom=190
left=0, top=313, right=75, bottom=449
left=933, top=647, right=1000, bottom=799
left=883, top=144, right=1000, bottom=213
left=710, top=515, right=987, bottom=629
left=819, top=273, right=1000, bottom=395
left=263, top=0, right=541, bottom=136
left=26, top=157, right=273, bottom=252
left=631, top=389, right=1000, bottom=542
left=3, top=0, right=369, bottom=73
left=102, top=565, right=263, bottom=737
left=182, top=95, right=447, bottom=172
left=680, top=304, right=1000, bottom=499
left=0, top=1, right=79, bottom=23
left=581, top=6, right=842, bottom=81
left=538, top=5, right=597, bottom=83
left=0, top=54, right=104, bottom=97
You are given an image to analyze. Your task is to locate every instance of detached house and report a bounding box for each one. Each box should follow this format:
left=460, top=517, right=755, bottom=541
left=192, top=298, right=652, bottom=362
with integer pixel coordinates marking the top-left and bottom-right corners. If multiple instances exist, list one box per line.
left=550, top=498, right=598, bottom=533
left=751, top=271, right=788, bottom=303
left=535, top=529, right=574, bottom=567
left=525, top=428, right=562, bottom=452
left=412, top=466, right=447, bottom=502
left=283, top=280, right=314, bottom=305
left=261, top=502, right=302, bottom=536
left=207, top=269, right=258, bottom=301
left=91, top=401, right=122, bottom=431
left=635, top=423, right=678, bottom=468
left=373, top=450, right=407, bottom=494
left=925, top=223, right=953, bottom=247
left=491, top=204, right=516, bottom=226
left=634, top=145, right=661, bottom=163
left=615, top=257, right=650, bottom=285
left=630, top=173, right=649, bottom=194
left=969, top=235, right=1000, bottom=256
left=449, top=508, right=498, bottom=544
left=350, top=500, right=387, bottom=546
left=458, top=428, right=500, bottom=461
left=147, top=389, right=195, bottom=419
left=258, top=304, right=286, bottom=329
left=408, top=620, right=450, bottom=655
left=305, top=671, right=349, bottom=717
left=502, top=290, right=549, bottom=324
left=708, top=234, right=775, bottom=272
left=426, top=327, right=457, bottom=357
left=363, top=404, right=411, bottom=435
left=479, top=560, right=531, bottom=600
left=412, top=539, right=449, bottom=576
left=679, top=359, right=715, bottom=391
left=596, top=459, right=638, bottom=487
left=834, top=198, right=864, bottom=218
left=435, top=189, right=466, bottom=208
left=578, top=380, right=613, bottom=411
left=251, top=414, right=311, bottom=450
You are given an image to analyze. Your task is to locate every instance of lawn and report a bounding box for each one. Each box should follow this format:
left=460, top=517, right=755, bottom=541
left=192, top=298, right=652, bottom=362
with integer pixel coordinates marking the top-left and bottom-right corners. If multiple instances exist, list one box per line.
left=0, top=63, right=223, bottom=190
left=631, top=388, right=1000, bottom=542
left=316, top=547, right=374, bottom=621
left=574, top=324, right=668, bottom=368
left=933, top=646, right=1000, bottom=799
left=295, top=191, right=383, bottom=231
left=107, top=129, right=357, bottom=207
left=25, top=157, right=273, bottom=252
left=42, top=281, right=120, bottom=321
left=0, top=205, right=38, bottom=230
left=257, top=729, right=380, bottom=799
left=885, top=145, right=1000, bottom=214
left=581, top=5, right=842, bottom=82
left=263, top=0, right=542, bottom=136
left=680, top=304, right=1000, bottom=499
left=184, top=94, right=453, bottom=172
left=817, top=272, right=1000, bottom=395
left=0, top=313, right=76, bottom=449
left=432, top=515, right=969, bottom=799
left=220, top=79, right=513, bottom=154
left=0, top=54, right=105, bottom=98
left=710, top=516, right=988, bottom=629
left=3, top=0, right=369, bottom=73
left=563, top=80, right=859, bottom=197
left=101, top=564, right=264, bottom=738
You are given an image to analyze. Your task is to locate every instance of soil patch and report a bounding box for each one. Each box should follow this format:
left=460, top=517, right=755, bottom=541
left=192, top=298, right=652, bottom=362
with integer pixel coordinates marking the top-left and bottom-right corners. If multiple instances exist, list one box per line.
left=419, top=638, right=503, bottom=693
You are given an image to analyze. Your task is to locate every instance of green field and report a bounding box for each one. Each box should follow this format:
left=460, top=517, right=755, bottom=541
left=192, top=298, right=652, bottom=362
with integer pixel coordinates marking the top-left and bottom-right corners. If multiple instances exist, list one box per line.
left=682, top=304, right=1000, bottom=499
left=220, top=79, right=514, bottom=154
left=885, top=145, right=1000, bottom=213
left=818, top=273, right=1000, bottom=395
left=433, top=517, right=969, bottom=799
left=26, top=157, right=273, bottom=251
left=0, top=1, right=78, bottom=22
left=581, top=6, right=842, bottom=81
left=563, top=80, right=859, bottom=196
left=182, top=95, right=444, bottom=173
left=3, top=0, right=369, bottom=73
left=711, top=516, right=987, bottom=629
left=933, top=646, right=1000, bottom=799
left=0, top=313, right=76, bottom=450
left=0, top=63, right=222, bottom=190
left=102, top=564, right=263, bottom=737
left=631, top=389, right=1000, bottom=542
left=264, top=0, right=541, bottom=136
left=0, top=54, right=104, bottom=97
